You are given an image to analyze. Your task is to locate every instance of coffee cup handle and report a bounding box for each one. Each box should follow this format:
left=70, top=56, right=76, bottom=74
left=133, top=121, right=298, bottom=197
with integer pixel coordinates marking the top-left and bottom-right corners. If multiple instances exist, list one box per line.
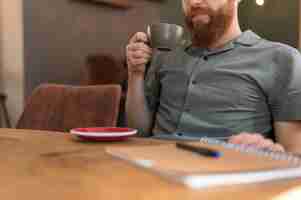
left=146, top=25, right=151, bottom=44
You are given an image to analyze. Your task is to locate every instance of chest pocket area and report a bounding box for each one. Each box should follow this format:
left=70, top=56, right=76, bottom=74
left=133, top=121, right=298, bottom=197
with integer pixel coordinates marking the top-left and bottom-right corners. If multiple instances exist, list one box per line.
left=158, top=65, right=189, bottom=106
left=193, top=70, right=266, bottom=110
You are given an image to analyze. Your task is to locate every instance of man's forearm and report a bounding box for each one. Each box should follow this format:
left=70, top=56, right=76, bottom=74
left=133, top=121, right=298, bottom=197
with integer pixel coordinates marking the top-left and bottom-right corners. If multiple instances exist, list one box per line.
left=274, top=121, right=301, bottom=154
left=126, top=75, right=154, bottom=136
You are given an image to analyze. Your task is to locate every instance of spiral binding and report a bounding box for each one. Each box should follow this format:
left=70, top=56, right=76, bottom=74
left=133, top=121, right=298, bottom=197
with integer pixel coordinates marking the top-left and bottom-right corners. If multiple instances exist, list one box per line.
left=200, top=137, right=301, bottom=166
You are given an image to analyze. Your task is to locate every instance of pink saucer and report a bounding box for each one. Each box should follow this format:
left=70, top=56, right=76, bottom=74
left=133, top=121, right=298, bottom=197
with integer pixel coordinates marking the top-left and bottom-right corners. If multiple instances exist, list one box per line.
left=70, top=127, right=137, bottom=141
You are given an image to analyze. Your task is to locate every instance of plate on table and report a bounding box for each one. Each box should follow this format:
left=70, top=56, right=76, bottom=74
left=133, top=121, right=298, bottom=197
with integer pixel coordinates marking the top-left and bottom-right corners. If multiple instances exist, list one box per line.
left=70, top=127, right=137, bottom=141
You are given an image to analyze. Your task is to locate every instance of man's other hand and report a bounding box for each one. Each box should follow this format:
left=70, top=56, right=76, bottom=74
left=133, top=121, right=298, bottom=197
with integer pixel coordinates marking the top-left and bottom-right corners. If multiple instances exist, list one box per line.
left=229, top=132, right=285, bottom=152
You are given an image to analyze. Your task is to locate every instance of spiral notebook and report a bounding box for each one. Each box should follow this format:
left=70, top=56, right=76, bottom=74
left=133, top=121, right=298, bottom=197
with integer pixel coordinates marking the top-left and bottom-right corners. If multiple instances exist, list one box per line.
left=106, top=138, right=301, bottom=189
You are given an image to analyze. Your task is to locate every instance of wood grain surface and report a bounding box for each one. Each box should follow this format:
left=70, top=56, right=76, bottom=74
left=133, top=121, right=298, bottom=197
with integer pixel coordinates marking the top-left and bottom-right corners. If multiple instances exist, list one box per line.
left=0, top=128, right=300, bottom=200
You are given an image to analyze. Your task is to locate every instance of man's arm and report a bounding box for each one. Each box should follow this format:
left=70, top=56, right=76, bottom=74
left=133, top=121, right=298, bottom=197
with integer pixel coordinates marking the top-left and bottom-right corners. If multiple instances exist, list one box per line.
left=230, top=47, right=301, bottom=153
left=270, top=47, right=301, bottom=153
left=125, top=32, right=155, bottom=136
left=126, top=74, right=155, bottom=136
left=274, top=121, right=301, bottom=153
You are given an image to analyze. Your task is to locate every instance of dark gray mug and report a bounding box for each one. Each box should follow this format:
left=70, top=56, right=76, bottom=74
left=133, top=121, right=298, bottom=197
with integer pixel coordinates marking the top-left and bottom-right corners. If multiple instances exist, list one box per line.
left=147, top=23, right=184, bottom=51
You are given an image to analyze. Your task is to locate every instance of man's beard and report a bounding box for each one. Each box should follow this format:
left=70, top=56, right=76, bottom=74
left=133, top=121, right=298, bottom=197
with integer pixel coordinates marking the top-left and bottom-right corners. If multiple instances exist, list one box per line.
left=185, top=2, right=235, bottom=48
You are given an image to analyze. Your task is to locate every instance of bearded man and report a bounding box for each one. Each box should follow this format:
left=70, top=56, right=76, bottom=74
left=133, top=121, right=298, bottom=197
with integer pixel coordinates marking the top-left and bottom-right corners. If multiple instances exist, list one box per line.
left=125, top=0, right=301, bottom=153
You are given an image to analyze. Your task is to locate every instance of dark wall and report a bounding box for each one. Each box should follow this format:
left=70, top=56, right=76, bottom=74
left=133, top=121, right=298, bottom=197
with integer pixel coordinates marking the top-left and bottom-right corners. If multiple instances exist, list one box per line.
left=23, top=0, right=167, bottom=96
left=160, top=0, right=184, bottom=25
left=239, top=0, right=299, bottom=48
left=24, top=0, right=300, bottom=96
left=161, top=0, right=300, bottom=47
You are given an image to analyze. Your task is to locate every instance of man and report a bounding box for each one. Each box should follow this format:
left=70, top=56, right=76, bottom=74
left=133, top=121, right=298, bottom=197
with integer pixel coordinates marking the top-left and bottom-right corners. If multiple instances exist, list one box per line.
left=125, top=0, right=301, bottom=153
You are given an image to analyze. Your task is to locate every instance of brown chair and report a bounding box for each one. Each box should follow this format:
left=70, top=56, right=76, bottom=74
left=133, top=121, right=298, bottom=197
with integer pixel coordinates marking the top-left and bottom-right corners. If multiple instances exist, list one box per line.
left=16, top=84, right=121, bottom=132
left=0, top=93, right=11, bottom=128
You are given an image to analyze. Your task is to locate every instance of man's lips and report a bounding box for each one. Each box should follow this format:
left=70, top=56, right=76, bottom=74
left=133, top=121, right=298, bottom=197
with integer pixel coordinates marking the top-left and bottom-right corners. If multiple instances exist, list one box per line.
left=190, top=8, right=211, bottom=17
left=191, top=13, right=210, bottom=18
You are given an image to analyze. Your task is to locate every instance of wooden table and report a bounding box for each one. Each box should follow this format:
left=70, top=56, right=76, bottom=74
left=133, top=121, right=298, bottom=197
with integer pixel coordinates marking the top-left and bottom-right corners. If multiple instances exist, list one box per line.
left=0, top=128, right=300, bottom=200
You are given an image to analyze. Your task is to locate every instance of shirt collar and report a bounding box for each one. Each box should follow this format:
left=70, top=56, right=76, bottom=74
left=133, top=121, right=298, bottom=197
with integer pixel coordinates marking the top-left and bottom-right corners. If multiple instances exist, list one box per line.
left=184, top=30, right=262, bottom=53
left=184, top=39, right=235, bottom=57
left=234, top=30, right=262, bottom=46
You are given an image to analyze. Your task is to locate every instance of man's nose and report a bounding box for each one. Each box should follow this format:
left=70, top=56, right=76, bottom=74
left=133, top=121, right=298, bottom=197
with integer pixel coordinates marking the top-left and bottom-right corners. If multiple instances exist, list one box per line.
left=190, top=0, right=206, bottom=7
left=190, top=0, right=205, bottom=4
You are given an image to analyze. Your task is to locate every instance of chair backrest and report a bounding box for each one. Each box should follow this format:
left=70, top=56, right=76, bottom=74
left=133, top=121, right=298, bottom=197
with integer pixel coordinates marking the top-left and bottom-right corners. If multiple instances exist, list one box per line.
left=16, top=84, right=121, bottom=132
left=81, top=53, right=127, bottom=86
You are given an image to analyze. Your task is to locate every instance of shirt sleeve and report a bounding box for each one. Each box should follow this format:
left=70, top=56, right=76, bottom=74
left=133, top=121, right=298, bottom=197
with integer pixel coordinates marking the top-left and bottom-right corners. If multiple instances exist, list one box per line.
left=270, top=47, right=301, bottom=121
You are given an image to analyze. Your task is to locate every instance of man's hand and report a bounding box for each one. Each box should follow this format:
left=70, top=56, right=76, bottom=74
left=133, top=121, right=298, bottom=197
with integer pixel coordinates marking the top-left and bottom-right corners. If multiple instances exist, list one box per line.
left=229, top=132, right=285, bottom=152
left=126, top=32, right=153, bottom=76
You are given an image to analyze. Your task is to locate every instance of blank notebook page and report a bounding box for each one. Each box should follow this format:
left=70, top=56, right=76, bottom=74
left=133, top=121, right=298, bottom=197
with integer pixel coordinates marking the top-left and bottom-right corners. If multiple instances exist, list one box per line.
left=106, top=143, right=295, bottom=175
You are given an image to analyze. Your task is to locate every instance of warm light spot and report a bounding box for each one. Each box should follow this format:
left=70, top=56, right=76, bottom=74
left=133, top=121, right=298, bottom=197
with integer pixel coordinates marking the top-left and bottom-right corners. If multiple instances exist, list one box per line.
left=273, top=186, right=301, bottom=200
left=256, top=0, right=265, bottom=6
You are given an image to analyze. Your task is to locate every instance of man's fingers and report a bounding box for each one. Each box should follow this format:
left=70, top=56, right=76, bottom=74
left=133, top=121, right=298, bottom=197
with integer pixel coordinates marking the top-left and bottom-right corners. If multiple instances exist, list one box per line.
left=256, top=138, right=274, bottom=149
left=256, top=139, right=285, bottom=152
left=229, top=132, right=285, bottom=152
left=128, top=58, right=149, bottom=67
left=126, top=33, right=152, bottom=75
left=126, top=45, right=152, bottom=65
left=129, top=32, right=149, bottom=44
left=229, top=132, right=261, bottom=144
left=126, top=42, right=152, bottom=66
left=242, top=134, right=262, bottom=146
left=129, top=50, right=152, bottom=59
left=271, top=144, right=285, bottom=152
left=127, top=43, right=152, bottom=54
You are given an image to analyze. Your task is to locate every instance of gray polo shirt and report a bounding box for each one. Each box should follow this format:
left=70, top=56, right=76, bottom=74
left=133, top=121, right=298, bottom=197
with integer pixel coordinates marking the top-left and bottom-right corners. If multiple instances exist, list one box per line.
left=144, top=30, right=301, bottom=139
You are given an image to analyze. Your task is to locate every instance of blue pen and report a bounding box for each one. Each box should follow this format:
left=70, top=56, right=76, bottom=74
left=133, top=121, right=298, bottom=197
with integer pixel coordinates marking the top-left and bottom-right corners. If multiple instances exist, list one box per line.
left=176, top=142, right=221, bottom=158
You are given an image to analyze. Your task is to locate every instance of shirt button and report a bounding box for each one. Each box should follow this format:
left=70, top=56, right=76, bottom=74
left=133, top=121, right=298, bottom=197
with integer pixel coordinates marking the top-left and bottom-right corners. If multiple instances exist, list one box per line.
left=191, top=80, right=197, bottom=85
left=184, top=107, right=190, bottom=112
